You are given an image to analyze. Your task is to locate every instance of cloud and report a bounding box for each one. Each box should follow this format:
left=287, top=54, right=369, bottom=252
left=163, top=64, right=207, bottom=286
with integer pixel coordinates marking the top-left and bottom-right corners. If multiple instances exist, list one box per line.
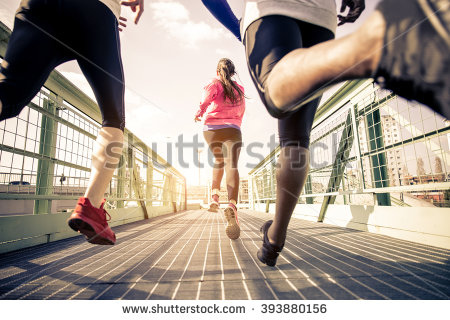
left=215, top=48, right=231, bottom=57
left=150, top=0, right=226, bottom=48
left=60, top=70, right=173, bottom=149
left=60, top=70, right=166, bottom=117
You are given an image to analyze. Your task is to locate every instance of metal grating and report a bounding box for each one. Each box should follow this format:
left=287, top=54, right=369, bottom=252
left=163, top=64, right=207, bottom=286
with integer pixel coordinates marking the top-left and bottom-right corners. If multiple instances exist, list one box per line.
left=0, top=210, right=448, bottom=300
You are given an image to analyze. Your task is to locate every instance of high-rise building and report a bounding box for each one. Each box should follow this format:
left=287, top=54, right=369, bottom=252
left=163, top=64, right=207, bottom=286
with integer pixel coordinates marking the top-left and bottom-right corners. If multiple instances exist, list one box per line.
left=358, top=114, right=405, bottom=187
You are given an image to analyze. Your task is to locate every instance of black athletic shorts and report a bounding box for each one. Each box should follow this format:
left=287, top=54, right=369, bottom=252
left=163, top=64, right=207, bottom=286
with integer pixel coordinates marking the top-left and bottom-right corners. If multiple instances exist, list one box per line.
left=0, top=0, right=125, bottom=130
left=244, top=15, right=334, bottom=148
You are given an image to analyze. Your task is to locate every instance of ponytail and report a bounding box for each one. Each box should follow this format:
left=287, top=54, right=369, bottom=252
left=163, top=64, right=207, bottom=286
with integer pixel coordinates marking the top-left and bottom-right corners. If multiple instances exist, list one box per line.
left=217, top=58, right=245, bottom=103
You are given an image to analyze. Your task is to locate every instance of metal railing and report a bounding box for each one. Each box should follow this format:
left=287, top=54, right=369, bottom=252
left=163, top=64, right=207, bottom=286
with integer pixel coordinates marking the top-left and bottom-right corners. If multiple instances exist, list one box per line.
left=249, top=79, right=450, bottom=219
left=0, top=21, right=186, bottom=217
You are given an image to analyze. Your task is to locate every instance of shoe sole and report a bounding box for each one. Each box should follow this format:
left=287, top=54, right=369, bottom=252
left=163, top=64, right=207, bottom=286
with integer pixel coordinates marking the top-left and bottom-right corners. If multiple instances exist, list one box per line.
left=68, top=218, right=115, bottom=245
left=208, top=203, right=219, bottom=212
left=224, top=207, right=240, bottom=240
left=257, top=249, right=277, bottom=267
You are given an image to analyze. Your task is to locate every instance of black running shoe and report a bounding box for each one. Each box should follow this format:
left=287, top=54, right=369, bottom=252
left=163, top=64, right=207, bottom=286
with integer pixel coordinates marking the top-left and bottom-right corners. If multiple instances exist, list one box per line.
left=257, top=220, right=284, bottom=267
left=374, top=0, right=450, bottom=119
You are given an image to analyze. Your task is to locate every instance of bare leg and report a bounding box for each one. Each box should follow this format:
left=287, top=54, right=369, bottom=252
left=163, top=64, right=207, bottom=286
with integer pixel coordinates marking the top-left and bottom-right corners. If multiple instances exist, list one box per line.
left=0, top=100, right=2, bottom=116
left=212, top=158, right=225, bottom=191
left=84, top=126, right=123, bottom=208
left=224, top=159, right=239, bottom=202
left=268, top=146, right=310, bottom=246
left=267, top=11, right=386, bottom=109
left=223, top=140, right=241, bottom=202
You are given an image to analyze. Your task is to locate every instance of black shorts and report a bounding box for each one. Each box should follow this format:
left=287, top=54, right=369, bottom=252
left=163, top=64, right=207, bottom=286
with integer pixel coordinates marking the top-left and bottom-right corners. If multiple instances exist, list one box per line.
left=244, top=15, right=334, bottom=148
left=0, top=0, right=125, bottom=130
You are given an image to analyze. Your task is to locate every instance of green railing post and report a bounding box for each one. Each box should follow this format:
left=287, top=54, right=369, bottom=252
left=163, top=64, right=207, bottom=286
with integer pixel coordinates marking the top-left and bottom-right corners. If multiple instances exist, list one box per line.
left=305, top=175, right=314, bottom=204
left=127, top=147, right=134, bottom=203
left=318, top=109, right=355, bottom=222
left=270, top=163, right=275, bottom=203
left=162, top=173, right=171, bottom=206
left=366, top=109, right=391, bottom=206
left=170, top=175, right=177, bottom=212
left=116, top=154, right=125, bottom=209
left=131, top=155, right=149, bottom=219
left=146, top=160, right=153, bottom=207
left=34, top=99, right=58, bottom=214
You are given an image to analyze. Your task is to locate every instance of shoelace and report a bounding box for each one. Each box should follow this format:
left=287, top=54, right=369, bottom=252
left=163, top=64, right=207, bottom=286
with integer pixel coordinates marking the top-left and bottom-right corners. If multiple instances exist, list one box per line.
left=102, top=209, right=112, bottom=222
left=80, top=202, right=111, bottom=222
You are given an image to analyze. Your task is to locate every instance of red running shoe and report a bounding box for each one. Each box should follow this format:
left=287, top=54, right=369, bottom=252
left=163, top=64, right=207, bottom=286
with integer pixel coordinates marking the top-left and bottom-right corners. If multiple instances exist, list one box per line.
left=67, top=197, right=116, bottom=245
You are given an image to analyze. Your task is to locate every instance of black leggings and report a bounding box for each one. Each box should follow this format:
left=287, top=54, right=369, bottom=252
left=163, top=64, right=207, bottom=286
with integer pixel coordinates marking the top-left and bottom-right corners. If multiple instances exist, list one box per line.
left=244, top=15, right=334, bottom=148
left=0, top=0, right=125, bottom=130
left=203, top=128, right=242, bottom=201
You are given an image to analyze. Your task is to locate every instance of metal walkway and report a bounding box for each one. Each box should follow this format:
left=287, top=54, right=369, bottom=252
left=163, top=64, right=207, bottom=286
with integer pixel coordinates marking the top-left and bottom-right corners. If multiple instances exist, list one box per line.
left=0, top=210, right=449, bottom=300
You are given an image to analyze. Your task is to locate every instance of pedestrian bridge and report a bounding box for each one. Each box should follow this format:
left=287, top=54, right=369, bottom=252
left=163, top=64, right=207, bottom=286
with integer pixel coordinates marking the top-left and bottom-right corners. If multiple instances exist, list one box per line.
left=1, top=209, right=449, bottom=300
left=0, top=21, right=449, bottom=300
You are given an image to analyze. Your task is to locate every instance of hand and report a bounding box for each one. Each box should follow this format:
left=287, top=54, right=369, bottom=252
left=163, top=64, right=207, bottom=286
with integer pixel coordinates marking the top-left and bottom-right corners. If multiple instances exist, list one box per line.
left=194, top=116, right=201, bottom=122
left=118, top=16, right=127, bottom=32
left=338, top=0, right=365, bottom=26
left=121, top=0, right=144, bottom=25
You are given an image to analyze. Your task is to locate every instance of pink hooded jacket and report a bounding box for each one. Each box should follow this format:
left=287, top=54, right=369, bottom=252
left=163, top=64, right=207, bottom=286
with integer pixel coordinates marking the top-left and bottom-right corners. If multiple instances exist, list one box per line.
left=195, top=78, right=245, bottom=128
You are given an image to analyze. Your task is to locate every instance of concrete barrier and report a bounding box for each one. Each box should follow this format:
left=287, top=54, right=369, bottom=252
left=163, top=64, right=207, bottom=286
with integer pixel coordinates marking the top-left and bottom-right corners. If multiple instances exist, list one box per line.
left=0, top=204, right=183, bottom=254
left=253, top=203, right=450, bottom=249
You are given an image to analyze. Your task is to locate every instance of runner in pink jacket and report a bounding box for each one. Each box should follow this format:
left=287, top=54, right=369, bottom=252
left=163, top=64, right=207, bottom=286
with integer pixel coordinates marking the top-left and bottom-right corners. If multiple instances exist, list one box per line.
left=195, top=58, right=245, bottom=240
left=195, top=77, right=245, bottom=128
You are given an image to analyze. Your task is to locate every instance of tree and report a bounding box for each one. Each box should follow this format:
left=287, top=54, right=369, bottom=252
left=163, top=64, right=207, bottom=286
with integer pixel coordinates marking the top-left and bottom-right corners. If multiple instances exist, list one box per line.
left=417, top=157, right=426, bottom=182
left=435, top=156, right=443, bottom=173
left=434, top=156, right=445, bottom=182
left=402, top=164, right=411, bottom=185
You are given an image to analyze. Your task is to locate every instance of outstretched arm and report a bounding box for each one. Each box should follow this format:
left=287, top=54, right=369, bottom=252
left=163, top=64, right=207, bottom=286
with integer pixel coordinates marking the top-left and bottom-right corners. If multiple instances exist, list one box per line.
left=195, top=81, right=218, bottom=120
left=201, top=0, right=241, bottom=41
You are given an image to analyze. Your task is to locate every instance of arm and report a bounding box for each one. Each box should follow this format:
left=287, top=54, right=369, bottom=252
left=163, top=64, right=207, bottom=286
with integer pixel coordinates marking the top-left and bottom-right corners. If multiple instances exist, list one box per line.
left=338, top=0, right=365, bottom=26
left=195, top=81, right=218, bottom=119
left=121, top=0, right=145, bottom=24
left=201, top=0, right=241, bottom=41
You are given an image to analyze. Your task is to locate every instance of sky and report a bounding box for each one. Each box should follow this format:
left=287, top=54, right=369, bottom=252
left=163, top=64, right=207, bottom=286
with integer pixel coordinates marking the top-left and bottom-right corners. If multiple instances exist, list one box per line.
left=0, top=0, right=381, bottom=186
